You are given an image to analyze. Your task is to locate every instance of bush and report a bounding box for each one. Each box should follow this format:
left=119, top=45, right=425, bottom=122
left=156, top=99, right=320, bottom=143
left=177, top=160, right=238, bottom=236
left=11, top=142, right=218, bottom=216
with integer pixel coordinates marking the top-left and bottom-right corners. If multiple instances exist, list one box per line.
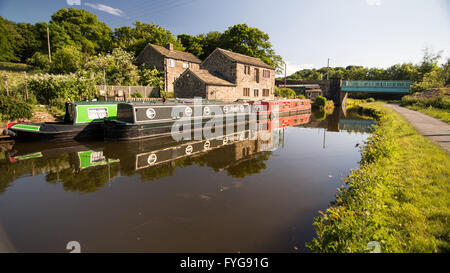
left=401, top=95, right=450, bottom=110
left=275, top=87, right=296, bottom=98
left=0, top=95, right=33, bottom=121
left=367, top=97, right=375, bottom=102
left=312, top=96, right=327, bottom=108
left=26, top=52, right=50, bottom=71
left=50, top=45, right=82, bottom=74
left=28, top=73, right=96, bottom=104
left=296, top=94, right=306, bottom=99
left=131, top=91, right=143, bottom=98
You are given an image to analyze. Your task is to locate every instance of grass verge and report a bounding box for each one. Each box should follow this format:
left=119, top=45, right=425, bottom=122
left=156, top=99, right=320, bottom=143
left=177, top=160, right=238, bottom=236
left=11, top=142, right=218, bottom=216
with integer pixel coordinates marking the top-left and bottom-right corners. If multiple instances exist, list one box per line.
left=404, top=105, right=450, bottom=123
left=307, top=101, right=450, bottom=253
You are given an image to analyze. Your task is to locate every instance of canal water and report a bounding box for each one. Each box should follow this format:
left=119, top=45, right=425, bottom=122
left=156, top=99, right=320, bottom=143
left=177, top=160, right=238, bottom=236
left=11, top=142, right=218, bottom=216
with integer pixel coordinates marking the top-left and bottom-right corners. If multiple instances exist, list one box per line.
left=0, top=109, right=374, bottom=253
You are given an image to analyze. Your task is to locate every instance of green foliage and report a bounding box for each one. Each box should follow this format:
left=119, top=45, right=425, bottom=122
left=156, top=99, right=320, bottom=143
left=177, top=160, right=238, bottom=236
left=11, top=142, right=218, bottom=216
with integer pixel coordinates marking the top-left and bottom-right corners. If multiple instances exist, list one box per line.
left=49, top=8, right=113, bottom=55
left=114, top=21, right=184, bottom=56
left=0, top=95, right=33, bottom=120
left=274, top=87, right=296, bottom=98
left=0, top=17, right=20, bottom=62
left=50, top=45, right=82, bottom=74
left=138, top=65, right=164, bottom=89
left=401, top=94, right=450, bottom=110
left=84, top=48, right=139, bottom=86
left=178, top=24, right=282, bottom=71
left=296, top=94, right=306, bottom=99
left=312, top=96, right=327, bottom=108
left=367, top=98, right=375, bottom=102
left=26, top=52, right=50, bottom=71
left=28, top=73, right=96, bottom=104
left=308, top=102, right=450, bottom=252
left=131, top=91, right=143, bottom=98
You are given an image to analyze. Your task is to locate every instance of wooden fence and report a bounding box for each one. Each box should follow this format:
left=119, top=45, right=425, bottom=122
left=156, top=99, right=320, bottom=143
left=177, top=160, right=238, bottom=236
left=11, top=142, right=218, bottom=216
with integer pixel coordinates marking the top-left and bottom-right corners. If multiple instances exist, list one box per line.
left=95, top=85, right=160, bottom=98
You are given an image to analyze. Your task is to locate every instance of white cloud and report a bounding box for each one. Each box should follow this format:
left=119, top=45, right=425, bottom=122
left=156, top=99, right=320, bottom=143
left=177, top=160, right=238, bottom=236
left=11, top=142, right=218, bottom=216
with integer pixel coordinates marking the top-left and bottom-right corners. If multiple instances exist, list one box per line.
left=366, top=0, right=382, bottom=6
left=66, top=0, right=81, bottom=5
left=84, top=2, right=125, bottom=16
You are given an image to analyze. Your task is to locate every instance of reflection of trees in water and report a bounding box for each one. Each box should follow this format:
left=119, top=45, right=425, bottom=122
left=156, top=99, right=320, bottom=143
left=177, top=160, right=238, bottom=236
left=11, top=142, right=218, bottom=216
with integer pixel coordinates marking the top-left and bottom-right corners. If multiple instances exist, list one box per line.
left=46, top=163, right=120, bottom=193
left=0, top=154, right=71, bottom=194
left=225, top=152, right=272, bottom=178
left=0, top=137, right=275, bottom=193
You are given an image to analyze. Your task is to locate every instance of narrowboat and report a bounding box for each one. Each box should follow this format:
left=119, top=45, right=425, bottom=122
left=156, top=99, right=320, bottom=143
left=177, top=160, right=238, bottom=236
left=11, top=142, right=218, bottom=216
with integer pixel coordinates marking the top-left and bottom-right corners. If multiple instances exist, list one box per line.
left=248, top=98, right=311, bottom=118
left=104, top=101, right=252, bottom=141
left=6, top=101, right=119, bottom=142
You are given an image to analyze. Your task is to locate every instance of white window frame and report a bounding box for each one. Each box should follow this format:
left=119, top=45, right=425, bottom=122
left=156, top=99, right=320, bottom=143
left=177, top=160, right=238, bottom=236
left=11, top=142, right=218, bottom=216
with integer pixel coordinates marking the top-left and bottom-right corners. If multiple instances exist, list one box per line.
left=168, top=59, right=175, bottom=67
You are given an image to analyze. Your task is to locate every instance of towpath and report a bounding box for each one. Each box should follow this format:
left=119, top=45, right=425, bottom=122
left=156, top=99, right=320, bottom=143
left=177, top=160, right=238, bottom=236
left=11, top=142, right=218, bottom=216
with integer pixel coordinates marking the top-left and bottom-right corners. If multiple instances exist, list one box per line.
left=386, top=104, right=450, bottom=152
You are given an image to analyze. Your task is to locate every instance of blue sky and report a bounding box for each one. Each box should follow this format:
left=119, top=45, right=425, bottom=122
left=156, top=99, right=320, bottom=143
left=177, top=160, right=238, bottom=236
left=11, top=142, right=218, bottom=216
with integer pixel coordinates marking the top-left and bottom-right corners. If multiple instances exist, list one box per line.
left=1, top=0, right=449, bottom=74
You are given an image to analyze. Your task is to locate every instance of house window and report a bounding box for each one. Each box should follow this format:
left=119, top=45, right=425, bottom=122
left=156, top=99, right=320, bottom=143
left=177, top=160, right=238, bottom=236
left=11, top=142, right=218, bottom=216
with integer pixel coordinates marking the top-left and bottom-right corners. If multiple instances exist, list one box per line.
left=243, top=88, right=250, bottom=96
left=173, top=75, right=178, bottom=82
left=168, top=59, right=175, bottom=67
left=253, top=89, right=259, bottom=97
left=263, top=70, right=270, bottom=78
left=254, top=68, right=260, bottom=83
left=262, top=89, right=269, bottom=97
left=244, top=65, right=251, bottom=75
left=183, top=62, right=189, bottom=68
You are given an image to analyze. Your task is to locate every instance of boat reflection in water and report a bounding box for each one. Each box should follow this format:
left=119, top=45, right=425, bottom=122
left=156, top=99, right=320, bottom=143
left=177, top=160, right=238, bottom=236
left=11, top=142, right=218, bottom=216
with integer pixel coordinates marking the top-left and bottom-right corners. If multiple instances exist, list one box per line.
left=2, top=113, right=311, bottom=193
left=0, top=108, right=376, bottom=253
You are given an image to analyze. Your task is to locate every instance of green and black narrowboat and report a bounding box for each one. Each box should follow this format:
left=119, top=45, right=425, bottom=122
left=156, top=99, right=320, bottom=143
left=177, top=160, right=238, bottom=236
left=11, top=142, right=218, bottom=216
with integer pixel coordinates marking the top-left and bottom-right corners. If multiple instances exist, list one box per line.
left=104, top=100, right=252, bottom=141
left=6, top=101, right=119, bottom=142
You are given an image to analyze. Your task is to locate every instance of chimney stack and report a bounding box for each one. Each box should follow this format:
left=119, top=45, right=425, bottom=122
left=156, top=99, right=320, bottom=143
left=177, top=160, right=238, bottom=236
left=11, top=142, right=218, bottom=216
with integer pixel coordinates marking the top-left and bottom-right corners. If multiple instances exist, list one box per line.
left=165, top=43, right=173, bottom=51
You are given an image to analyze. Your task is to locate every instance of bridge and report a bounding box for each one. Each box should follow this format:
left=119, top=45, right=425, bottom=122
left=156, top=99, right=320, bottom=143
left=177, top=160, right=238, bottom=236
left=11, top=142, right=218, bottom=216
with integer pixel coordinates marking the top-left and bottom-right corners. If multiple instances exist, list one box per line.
left=341, top=80, right=411, bottom=94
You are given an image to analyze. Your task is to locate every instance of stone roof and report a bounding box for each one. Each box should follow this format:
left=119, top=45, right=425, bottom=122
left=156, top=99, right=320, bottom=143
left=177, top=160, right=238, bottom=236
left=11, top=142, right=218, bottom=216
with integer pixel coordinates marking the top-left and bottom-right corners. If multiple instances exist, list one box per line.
left=148, top=43, right=202, bottom=63
left=188, top=69, right=235, bottom=86
left=216, top=48, right=274, bottom=69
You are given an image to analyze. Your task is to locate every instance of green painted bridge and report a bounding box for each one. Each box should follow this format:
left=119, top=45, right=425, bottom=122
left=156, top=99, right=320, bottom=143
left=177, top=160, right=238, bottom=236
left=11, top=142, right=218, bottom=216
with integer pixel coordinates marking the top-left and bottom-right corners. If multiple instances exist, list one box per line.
left=341, top=80, right=411, bottom=94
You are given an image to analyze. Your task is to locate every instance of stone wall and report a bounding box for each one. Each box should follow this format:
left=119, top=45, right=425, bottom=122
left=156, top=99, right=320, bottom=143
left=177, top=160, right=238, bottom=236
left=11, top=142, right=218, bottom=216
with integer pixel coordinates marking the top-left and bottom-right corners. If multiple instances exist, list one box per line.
left=276, top=79, right=344, bottom=105
left=206, top=85, right=237, bottom=102
left=166, top=60, right=199, bottom=93
left=201, top=50, right=236, bottom=83
left=174, top=70, right=207, bottom=99
left=235, top=63, right=275, bottom=100
left=136, top=45, right=165, bottom=71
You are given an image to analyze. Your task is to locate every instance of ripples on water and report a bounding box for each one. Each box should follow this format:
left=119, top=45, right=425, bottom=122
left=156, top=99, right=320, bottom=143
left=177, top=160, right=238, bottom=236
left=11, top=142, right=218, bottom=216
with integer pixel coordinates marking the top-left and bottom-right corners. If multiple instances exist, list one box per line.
left=0, top=109, right=375, bottom=252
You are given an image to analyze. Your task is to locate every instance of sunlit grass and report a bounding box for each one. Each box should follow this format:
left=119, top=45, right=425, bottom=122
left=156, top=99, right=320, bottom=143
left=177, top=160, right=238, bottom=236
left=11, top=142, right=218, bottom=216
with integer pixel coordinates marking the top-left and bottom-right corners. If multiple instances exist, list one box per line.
left=308, top=101, right=450, bottom=253
left=404, top=105, right=450, bottom=123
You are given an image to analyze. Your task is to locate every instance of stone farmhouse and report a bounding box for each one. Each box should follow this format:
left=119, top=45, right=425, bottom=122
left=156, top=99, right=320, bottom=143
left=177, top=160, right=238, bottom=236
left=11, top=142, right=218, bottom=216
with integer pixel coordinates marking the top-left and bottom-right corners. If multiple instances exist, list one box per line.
left=136, top=43, right=202, bottom=93
left=174, top=48, right=276, bottom=102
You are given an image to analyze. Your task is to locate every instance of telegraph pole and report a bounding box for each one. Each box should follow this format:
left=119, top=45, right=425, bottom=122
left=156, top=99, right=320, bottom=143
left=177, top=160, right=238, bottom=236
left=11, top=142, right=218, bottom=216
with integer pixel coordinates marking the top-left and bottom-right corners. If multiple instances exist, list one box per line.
left=46, top=27, right=52, bottom=63
left=284, top=62, right=287, bottom=87
left=327, top=58, right=330, bottom=80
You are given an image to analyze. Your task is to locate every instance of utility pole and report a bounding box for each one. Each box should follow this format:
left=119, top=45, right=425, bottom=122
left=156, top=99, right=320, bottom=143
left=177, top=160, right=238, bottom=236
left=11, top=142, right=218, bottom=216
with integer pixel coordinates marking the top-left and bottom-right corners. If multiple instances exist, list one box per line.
left=284, top=62, right=287, bottom=88
left=327, top=58, right=330, bottom=80
left=46, top=27, right=52, bottom=63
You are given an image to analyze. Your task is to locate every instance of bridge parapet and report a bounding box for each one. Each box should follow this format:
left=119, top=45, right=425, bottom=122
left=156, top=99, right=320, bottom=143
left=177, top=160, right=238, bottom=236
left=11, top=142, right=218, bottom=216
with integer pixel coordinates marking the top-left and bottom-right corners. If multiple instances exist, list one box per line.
left=342, top=80, right=411, bottom=93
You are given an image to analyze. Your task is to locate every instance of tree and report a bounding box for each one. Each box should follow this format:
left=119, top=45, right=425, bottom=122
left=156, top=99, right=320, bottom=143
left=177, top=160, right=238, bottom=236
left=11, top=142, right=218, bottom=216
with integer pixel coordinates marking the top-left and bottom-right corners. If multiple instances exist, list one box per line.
left=221, top=24, right=282, bottom=71
left=177, top=34, right=204, bottom=58
left=50, top=45, right=82, bottom=74
left=85, top=48, right=139, bottom=86
left=417, top=47, right=442, bottom=81
left=114, top=21, right=184, bottom=57
left=0, top=17, right=19, bottom=62
left=49, top=8, right=113, bottom=55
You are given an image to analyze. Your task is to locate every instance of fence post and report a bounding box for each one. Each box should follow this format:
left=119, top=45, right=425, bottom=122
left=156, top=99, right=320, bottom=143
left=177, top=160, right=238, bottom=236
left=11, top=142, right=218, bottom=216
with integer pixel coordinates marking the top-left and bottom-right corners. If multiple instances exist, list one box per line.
left=4, top=72, right=8, bottom=96
left=24, top=71, right=28, bottom=101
